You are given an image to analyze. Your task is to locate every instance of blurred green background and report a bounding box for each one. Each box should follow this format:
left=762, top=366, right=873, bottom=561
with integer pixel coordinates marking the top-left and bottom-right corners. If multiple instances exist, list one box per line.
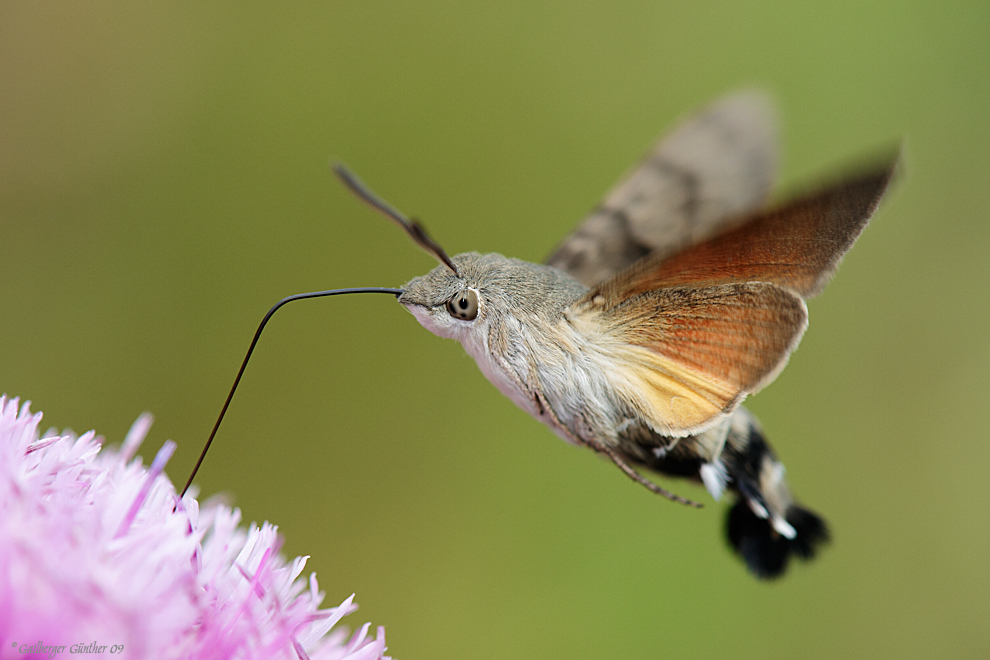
left=2, top=2, right=987, bottom=658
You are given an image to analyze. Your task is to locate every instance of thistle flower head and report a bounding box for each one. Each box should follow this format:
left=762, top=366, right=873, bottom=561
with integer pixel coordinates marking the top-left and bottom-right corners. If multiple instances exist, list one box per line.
left=0, top=395, right=390, bottom=660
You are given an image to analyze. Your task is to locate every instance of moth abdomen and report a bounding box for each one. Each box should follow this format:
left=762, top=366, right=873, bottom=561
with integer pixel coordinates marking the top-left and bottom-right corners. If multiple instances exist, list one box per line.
left=720, top=411, right=830, bottom=578
left=628, top=407, right=829, bottom=579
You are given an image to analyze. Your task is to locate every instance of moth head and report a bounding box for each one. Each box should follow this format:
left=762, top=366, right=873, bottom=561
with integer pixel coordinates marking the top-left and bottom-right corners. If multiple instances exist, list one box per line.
left=398, top=252, right=589, bottom=341
left=398, top=252, right=491, bottom=339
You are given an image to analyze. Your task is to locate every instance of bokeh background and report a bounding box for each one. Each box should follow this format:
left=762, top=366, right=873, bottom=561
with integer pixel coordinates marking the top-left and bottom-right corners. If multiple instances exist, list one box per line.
left=2, top=2, right=987, bottom=658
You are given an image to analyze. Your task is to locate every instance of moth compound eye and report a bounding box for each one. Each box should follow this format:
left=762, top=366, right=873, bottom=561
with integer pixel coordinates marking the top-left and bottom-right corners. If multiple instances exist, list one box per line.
left=445, top=289, right=479, bottom=321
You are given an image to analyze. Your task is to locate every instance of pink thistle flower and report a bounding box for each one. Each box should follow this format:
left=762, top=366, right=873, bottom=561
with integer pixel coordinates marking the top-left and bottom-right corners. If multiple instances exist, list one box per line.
left=0, top=395, right=390, bottom=660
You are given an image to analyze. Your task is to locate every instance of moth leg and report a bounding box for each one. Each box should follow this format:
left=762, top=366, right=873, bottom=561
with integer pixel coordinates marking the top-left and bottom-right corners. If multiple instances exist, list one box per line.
left=596, top=443, right=703, bottom=508
left=521, top=370, right=702, bottom=508
left=486, top=348, right=702, bottom=508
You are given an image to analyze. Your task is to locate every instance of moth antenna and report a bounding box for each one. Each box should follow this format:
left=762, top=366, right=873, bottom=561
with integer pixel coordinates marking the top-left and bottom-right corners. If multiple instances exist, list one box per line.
left=332, top=163, right=461, bottom=277
left=180, top=287, right=403, bottom=497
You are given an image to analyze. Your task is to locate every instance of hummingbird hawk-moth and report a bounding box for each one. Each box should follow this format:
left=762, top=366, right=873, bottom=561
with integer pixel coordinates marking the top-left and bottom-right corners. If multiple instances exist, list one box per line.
left=188, top=91, right=897, bottom=579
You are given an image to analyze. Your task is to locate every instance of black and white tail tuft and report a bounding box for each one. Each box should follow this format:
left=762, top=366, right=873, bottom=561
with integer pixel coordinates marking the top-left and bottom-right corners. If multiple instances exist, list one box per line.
left=720, top=410, right=830, bottom=579
left=727, top=500, right=829, bottom=579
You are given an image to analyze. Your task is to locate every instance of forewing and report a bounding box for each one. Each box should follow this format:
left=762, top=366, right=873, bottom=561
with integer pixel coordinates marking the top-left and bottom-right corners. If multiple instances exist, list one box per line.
left=590, top=158, right=897, bottom=302
left=546, top=91, right=778, bottom=287
left=568, top=282, right=807, bottom=436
